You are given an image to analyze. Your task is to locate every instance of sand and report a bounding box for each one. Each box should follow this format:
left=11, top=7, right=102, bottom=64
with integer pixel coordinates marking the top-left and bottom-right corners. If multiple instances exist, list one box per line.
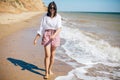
left=0, top=12, right=44, bottom=39
left=85, top=63, right=120, bottom=80
left=0, top=13, right=72, bottom=80
left=0, top=12, right=42, bottom=24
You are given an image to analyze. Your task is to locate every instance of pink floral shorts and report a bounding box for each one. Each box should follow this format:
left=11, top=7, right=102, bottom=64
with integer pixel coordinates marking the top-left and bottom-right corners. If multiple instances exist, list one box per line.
left=42, top=29, right=60, bottom=47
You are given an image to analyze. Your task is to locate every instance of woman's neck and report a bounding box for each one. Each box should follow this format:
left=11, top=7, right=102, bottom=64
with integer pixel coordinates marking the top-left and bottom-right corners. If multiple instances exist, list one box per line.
left=51, top=14, right=54, bottom=18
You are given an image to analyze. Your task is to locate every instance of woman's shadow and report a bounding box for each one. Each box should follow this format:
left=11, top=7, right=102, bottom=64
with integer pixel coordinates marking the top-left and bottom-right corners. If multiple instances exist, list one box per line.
left=7, top=57, right=45, bottom=76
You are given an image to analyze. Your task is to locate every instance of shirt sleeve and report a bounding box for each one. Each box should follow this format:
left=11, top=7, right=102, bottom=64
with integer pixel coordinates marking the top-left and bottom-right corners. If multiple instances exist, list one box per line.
left=37, top=16, right=44, bottom=36
left=57, top=15, right=62, bottom=28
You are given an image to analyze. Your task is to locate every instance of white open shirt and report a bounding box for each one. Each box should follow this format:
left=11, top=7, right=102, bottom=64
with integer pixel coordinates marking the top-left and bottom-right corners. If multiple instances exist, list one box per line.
left=37, top=13, right=62, bottom=36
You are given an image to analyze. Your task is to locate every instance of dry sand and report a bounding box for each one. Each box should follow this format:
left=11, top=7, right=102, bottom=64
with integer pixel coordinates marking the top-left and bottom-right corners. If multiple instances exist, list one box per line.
left=0, top=12, right=42, bottom=24
left=0, top=12, right=72, bottom=80
left=0, top=12, right=43, bottom=39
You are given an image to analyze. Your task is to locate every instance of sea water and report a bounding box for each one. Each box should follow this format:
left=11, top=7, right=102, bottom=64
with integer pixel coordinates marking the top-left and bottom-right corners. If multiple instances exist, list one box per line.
left=55, top=12, right=120, bottom=80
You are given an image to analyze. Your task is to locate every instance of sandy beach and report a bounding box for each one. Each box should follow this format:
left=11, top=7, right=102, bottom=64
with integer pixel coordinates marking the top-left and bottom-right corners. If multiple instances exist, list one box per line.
left=0, top=12, right=72, bottom=80
left=0, top=12, right=43, bottom=39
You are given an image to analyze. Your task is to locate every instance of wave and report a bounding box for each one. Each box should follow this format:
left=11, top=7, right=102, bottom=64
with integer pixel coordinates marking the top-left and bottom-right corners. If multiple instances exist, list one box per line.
left=59, top=26, right=120, bottom=62
left=55, top=16, right=120, bottom=80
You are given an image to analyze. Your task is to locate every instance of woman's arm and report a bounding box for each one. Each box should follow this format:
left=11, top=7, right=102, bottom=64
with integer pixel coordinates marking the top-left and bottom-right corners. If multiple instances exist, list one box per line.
left=50, top=28, right=61, bottom=40
left=33, top=34, right=40, bottom=46
left=34, top=15, right=45, bottom=46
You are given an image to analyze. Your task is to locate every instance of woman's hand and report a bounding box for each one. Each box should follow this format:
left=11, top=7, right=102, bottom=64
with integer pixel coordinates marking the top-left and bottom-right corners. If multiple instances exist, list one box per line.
left=50, top=28, right=61, bottom=40
left=33, top=34, right=40, bottom=46
left=34, top=39, right=37, bottom=46
left=50, top=35, right=55, bottom=40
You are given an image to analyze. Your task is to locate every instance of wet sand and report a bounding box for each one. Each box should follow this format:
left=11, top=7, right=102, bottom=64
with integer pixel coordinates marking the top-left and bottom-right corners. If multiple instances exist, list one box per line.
left=0, top=13, right=72, bottom=80
left=86, top=63, right=120, bottom=80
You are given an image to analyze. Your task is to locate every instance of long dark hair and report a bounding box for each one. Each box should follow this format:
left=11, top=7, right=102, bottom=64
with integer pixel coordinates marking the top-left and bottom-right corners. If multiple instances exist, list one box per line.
left=47, top=1, right=57, bottom=17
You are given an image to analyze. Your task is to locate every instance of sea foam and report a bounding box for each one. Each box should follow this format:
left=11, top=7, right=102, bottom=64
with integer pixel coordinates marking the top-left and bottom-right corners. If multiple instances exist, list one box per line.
left=55, top=13, right=120, bottom=80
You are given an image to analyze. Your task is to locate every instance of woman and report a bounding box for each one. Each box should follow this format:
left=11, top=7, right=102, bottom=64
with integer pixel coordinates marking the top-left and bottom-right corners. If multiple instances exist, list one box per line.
left=33, top=1, right=62, bottom=79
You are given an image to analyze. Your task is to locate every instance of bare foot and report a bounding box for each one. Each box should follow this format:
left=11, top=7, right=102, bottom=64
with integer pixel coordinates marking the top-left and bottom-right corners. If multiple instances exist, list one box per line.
left=49, top=70, right=54, bottom=75
left=44, top=74, right=49, bottom=79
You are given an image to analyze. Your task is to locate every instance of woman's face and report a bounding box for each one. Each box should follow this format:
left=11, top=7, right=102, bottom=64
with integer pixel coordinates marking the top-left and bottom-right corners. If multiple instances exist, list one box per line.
left=50, top=5, right=55, bottom=14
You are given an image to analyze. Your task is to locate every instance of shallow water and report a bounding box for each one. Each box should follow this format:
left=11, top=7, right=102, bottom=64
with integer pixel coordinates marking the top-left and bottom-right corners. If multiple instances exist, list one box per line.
left=55, top=12, right=120, bottom=80
left=60, top=12, right=120, bottom=47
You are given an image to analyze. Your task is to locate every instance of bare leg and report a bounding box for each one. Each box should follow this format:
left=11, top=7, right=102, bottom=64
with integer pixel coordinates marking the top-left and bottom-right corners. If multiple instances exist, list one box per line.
left=48, top=46, right=56, bottom=75
left=44, top=44, right=51, bottom=79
